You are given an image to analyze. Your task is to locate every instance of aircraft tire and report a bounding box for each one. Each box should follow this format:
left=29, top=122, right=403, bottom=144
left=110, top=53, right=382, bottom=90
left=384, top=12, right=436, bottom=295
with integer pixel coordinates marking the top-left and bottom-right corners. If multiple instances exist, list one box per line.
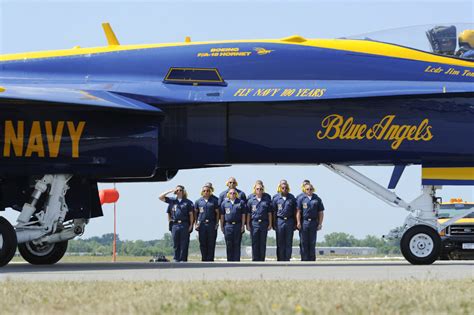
left=0, top=216, right=18, bottom=267
left=18, top=240, right=68, bottom=265
left=400, top=225, right=441, bottom=265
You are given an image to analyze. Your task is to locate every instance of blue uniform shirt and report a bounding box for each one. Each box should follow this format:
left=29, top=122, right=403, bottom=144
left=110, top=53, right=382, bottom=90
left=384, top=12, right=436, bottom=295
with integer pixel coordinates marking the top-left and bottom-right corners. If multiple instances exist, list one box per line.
left=194, top=195, right=219, bottom=223
left=296, top=192, right=306, bottom=203
left=248, top=192, right=272, bottom=213
left=272, top=193, right=297, bottom=218
left=165, top=197, right=194, bottom=222
left=220, top=198, right=246, bottom=223
left=218, top=188, right=247, bottom=207
left=247, top=192, right=272, bottom=203
left=247, top=197, right=272, bottom=222
left=297, top=194, right=325, bottom=220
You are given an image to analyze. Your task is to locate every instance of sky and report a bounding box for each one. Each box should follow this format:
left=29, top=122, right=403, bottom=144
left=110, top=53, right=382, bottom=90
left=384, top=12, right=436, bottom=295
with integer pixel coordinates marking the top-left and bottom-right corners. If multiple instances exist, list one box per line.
left=0, top=0, right=473, bottom=241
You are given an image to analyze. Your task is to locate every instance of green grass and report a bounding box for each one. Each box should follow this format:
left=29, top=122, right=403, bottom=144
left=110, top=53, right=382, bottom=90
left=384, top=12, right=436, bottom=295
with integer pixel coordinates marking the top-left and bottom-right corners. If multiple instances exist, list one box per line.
left=0, top=280, right=472, bottom=314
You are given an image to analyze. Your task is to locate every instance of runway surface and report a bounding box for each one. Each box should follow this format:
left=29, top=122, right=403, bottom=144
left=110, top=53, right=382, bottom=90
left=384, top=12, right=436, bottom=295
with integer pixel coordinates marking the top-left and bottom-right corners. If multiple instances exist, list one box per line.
left=1, top=260, right=473, bottom=281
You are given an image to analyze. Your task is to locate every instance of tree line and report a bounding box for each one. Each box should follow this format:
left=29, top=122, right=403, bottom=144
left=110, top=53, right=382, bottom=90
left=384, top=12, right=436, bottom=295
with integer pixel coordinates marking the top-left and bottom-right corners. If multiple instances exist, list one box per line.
left=67, top=230, right=400, bottom=256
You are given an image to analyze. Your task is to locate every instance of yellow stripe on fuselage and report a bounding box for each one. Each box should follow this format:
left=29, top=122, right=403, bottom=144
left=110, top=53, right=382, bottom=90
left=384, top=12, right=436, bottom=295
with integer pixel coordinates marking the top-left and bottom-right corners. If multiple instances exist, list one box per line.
left=1, top=38, right=473, bottom=68
left=304, top=39, right=474, bottom=67
left=422, top=167, right=474, bottom=180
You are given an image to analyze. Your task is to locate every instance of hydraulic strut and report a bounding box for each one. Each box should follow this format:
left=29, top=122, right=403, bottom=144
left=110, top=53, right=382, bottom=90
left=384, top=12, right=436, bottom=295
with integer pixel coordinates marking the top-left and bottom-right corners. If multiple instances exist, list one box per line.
left=15, top=174, right=78, bottom=244
left=323, top=164, right=474, bottom=233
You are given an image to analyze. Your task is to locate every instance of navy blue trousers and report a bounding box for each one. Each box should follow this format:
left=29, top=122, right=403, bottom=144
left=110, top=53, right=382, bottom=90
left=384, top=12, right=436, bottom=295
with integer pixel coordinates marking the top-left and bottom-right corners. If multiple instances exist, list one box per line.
left=251, top=222, right=268, bottom=261
left=224, top=223, right=242, bottom=261
left=172, top=222, right=190, bottom=262
left=276, top=218, right=294, bottom=261
left=198, top=222, right=217, bottom=261
left=299, top=220, right=317, bottom=261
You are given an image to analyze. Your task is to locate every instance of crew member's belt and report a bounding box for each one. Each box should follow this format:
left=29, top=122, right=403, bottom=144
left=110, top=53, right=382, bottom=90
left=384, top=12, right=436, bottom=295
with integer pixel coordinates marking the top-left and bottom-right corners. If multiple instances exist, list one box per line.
left=226, top=221, right=241, bottom=225
left=304, top=218, right=316, bottom=222
left=277, top=216, right=293, bottom=220
left=199, top=219, right=214, bottom=224
left=252, top=219, right=269, bottom=223
left=173, top=220, right=188, bottom=224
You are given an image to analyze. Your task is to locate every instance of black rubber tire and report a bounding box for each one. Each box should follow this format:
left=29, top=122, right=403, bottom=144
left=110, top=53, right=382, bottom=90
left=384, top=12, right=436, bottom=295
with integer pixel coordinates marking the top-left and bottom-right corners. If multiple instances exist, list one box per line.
left=18, top=240, right=68, bottom=265
left=400, top=225, right=441, bottom=265
left=0, top=216, right=18, bottom=267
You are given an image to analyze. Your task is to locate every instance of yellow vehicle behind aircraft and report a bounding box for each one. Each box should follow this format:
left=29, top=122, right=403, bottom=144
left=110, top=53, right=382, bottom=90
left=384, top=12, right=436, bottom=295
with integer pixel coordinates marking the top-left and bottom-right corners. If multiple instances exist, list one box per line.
left=438, top=198, right=474, bottom=260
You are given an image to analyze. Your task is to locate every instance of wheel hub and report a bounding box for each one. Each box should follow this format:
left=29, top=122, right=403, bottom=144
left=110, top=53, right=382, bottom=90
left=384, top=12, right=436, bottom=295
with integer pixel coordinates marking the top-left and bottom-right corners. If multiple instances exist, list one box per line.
left=0, top=234, right=3, bottom=251
left=25, top=242, right=55, bottom=257
left=409, top=233, right=434, bottom=258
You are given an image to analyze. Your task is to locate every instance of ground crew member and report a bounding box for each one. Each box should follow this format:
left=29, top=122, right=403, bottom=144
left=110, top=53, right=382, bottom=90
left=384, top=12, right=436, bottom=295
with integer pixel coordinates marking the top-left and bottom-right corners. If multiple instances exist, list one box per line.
left=272, top=180, right=297, bottom=261
left=220, top=188, right=246, bottom=261
left=195, top=183, right=219, bottom=261
left=246, top=183, right=272, bottom=261
left=204, top=182, right=220, bottom=243
left=159, top=185, right=194, bottom=262
left=248, top=180, right=273, bottom=229
left=218, top=177, right=247, bottom=207
left=272, top=179, right=288, bottom=247
left=296, top=183, right=325, bottom=261
left=296, top=179, right=311, bottom=203
left=247, top=180, right=272, bottom=202
left=219, top=177, right=247, bottom=234
left=295, top=179, right=310, bottom=256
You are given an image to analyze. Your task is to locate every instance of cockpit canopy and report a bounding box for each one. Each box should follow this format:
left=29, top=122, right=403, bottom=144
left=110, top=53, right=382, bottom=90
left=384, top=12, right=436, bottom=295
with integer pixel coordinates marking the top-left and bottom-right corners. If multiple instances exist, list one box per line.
left=346, top=23, right=474, bottom=60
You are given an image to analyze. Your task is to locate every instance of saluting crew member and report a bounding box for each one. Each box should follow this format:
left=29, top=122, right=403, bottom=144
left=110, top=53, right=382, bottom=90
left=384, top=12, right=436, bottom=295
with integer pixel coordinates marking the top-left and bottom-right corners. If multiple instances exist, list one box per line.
left=272, top=180, right=297, bottom=261
left=195, top=183, right=219, bottom=261
left=159, top=185, right=194, bottom=262
left=296, top=183, right=325, bottom=261
left=218, top=177, right=247, bottom=207
left=246, top=183, right=272, bottom=261
left=220, top=188, right=246, bottom=261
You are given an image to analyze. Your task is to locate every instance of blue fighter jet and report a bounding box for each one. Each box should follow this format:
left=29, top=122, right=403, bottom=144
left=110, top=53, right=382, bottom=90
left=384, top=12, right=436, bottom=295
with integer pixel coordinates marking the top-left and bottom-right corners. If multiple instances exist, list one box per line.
left=0, top=23, right=473, bottom=266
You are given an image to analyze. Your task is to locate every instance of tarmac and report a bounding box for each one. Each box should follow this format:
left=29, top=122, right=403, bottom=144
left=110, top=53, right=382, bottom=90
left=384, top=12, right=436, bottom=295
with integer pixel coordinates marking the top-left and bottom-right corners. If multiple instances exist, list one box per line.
left=1, top=260, right=473, bottom=281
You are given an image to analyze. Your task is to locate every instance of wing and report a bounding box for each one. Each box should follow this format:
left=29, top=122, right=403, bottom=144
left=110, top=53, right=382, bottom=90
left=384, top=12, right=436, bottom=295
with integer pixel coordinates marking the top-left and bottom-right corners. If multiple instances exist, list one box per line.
left=0, top=85, right=162, bottom=114
left=0, top=85, right=163, bottom=180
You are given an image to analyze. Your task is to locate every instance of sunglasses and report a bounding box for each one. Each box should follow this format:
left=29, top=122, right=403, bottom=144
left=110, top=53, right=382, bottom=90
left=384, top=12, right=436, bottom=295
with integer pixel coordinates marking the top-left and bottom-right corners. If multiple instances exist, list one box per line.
left=281, top=186, right=288, bottom=190
left=305, top=188, right=313, bottom=191
left=229, top=192, right=237, bottom=195
left=175, top=189, right=183, bottom=192
left=255, top=188, right=263, bottom=191
left=202, top=189, right=211, bottom=192
left=228, top=181, right=236, bottom=184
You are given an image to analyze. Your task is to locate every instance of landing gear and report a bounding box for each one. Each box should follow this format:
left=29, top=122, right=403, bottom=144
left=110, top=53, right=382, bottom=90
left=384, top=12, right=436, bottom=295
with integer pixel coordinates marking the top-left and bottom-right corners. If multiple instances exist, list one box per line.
left=12, top=174, right=86, bottom=266
left=0, top=216, right=18, bottom=267
left=18, top=240, right=68, bottom=265
left=322, top=164, right=474, bottom=265
left=400, top=225, right=441, bottom=265
left=0, top=174, right=100, bottom=268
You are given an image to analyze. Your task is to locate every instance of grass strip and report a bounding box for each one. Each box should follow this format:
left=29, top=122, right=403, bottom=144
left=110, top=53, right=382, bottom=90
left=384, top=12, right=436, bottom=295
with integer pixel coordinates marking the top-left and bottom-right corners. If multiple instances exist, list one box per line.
left=1, top=279, right=473, bottom=314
